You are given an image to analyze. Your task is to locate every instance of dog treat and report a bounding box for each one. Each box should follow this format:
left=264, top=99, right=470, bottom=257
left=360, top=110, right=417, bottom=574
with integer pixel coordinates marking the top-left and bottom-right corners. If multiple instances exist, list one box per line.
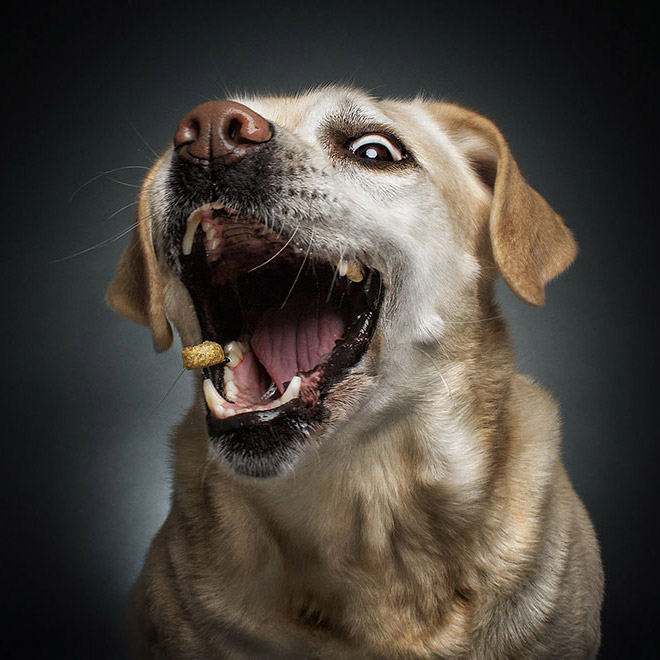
left=181, top=341, right=226, bottom=369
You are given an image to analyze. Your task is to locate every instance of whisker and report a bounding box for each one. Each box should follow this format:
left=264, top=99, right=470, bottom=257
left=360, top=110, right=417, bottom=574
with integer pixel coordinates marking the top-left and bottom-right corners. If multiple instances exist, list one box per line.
left=221, top=228, right=258, bottom=240
left=325, top=261, right=340, bottom=303
left=68, top=166, right=150, bottom=202
left=49, top=220, right=141, bottom=264
left=247, top=225, right=300, bottom=273
left=107, top=177, right=141, bottom=189
left=415, top=347, right=453, bottom=399
left=148, top=368, right=187, bottom=417
left=188, top=91, right=214, bottom=102
left=124, top=114, right=159, bottom=158
left=311, top=262, right=322, bottom=315
left=444, top=315, right=504, bottom=324
left=102, top=200, right=139, bottom=225
left=281, top=228, right=314, bottom=309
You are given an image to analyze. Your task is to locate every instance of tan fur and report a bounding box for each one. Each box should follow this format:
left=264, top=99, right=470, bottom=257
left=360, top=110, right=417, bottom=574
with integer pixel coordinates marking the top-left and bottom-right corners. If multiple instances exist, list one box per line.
left=109, top=88, right=602, bottom=659
left=428, top=103, right=578, bottom=306
left=107, top=155, right=173, bottom=352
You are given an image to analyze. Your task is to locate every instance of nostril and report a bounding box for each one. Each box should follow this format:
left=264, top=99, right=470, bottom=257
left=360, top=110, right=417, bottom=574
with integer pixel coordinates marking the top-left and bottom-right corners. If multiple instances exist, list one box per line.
left=175, top=117, right=201, bottom=149
left=174, top=100, right=272, bottom=166
left=188, top=118, right=201, bottom=141
left=227, top=118, right=242, bottom=144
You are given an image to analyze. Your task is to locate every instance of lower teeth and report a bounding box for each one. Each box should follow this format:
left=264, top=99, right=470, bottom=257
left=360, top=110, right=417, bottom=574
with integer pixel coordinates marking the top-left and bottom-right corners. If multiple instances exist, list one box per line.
left=203, top=338, right=302, bottom=418
left=203, top=376, right=302, bottom=419
left=223, top=340, right=247, bottom=368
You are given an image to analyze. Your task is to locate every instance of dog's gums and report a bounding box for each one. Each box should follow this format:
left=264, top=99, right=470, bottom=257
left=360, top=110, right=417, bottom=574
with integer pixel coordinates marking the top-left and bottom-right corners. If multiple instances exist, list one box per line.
left=175, top=200, right=383, bottom=472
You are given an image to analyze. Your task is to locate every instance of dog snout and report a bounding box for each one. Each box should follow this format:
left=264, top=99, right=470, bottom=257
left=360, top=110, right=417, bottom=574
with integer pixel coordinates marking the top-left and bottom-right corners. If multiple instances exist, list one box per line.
left=173, top=100, right=273, bottom=167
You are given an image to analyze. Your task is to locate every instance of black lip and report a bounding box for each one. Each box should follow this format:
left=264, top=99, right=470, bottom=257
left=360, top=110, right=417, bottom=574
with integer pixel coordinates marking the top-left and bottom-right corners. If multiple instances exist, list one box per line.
left=208, top=401, right=321, bottom=478
left=207, top=399, right=300, bottom=432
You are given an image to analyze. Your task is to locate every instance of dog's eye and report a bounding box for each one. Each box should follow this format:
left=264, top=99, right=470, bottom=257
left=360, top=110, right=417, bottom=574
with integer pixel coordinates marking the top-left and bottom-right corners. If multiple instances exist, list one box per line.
left=347, top=134, right=404, bottom=162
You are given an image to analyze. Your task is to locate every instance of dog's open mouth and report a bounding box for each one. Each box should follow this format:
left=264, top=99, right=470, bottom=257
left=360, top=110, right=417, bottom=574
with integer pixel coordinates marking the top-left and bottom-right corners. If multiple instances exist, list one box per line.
left=177, top=202, right=383, bottom=447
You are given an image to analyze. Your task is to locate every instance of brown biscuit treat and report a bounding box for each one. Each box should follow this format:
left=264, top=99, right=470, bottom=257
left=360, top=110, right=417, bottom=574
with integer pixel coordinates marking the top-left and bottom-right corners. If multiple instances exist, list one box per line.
left=181, top=341, right=226, bottom=369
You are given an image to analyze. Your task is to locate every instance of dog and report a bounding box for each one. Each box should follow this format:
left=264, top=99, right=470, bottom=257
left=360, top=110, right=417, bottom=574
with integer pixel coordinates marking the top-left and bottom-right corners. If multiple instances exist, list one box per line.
left=107, top=86, right=604, bottom=659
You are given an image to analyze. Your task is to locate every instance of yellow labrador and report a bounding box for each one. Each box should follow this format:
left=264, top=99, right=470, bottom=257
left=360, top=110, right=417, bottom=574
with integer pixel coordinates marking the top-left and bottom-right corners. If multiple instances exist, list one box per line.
left=108, top=87, right=603, bottom=659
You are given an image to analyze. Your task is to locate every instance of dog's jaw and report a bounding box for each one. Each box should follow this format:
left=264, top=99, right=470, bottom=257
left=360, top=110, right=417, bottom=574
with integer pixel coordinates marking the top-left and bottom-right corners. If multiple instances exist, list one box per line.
left=151, top=142, right=390, bottom=478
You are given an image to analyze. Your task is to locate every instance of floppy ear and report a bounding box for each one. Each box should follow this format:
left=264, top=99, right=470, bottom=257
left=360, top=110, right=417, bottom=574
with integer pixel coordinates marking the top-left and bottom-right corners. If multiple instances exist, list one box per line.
left=106, top=169, right=173, bottom=352
left=433, top=103, right=577, bottom=306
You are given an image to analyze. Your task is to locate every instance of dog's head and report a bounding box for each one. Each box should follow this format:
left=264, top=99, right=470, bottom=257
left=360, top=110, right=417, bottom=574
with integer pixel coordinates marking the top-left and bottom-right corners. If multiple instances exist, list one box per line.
left=108, top=86, right=576, bottom=479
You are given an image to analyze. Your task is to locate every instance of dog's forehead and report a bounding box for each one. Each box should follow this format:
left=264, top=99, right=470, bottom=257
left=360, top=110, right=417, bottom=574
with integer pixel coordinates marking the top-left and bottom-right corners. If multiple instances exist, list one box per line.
left=234, top=87, right=415, bottom=140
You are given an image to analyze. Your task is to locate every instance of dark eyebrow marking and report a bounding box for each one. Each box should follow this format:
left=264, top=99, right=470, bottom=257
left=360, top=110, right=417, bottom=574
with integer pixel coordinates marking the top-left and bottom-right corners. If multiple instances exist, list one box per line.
left=316, top=101, right=417, bottom=170
left=319, top=101, right=400, bottom=141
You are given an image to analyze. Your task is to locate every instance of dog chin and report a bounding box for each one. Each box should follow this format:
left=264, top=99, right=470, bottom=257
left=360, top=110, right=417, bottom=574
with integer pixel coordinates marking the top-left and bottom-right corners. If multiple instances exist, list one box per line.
left=206, top=400, right=318, bottom=478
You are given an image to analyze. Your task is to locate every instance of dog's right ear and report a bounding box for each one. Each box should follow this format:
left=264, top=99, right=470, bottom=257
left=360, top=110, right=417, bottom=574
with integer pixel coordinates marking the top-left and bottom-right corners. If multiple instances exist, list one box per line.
left=106, top=170, right=173, bottom=352
left=429, top=102, right=577, bottom=306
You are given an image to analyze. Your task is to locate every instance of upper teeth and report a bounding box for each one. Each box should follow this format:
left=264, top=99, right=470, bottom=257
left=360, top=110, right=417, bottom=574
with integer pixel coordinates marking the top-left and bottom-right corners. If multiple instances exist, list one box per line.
left=337, top=258, right=364, bottom=282
left=346, top=262, right=364, bottom=282
left=181, top=202, right=235, bottom=256
left=182, top=209, right=204, bottom=256
left=182, top=208, right=366, bottom=285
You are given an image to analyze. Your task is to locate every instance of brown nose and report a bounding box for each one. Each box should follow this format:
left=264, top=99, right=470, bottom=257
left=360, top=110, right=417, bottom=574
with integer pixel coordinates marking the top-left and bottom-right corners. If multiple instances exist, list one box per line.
left=173, top=100, right=273, bottom=166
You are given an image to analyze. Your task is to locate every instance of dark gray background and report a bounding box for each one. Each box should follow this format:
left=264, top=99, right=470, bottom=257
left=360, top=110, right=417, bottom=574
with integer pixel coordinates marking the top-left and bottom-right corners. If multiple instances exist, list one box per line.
left=2, top=1, right=657, bottom=658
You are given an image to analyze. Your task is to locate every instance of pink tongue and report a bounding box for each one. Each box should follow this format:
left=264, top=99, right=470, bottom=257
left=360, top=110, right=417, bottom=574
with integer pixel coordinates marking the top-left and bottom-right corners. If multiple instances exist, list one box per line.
left=251, top=304, right=345, bottom=393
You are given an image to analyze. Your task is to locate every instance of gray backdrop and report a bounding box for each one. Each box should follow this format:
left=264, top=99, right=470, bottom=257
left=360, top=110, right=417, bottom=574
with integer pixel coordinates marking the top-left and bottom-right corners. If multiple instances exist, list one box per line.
left=2, top=2, right=657, bottom=658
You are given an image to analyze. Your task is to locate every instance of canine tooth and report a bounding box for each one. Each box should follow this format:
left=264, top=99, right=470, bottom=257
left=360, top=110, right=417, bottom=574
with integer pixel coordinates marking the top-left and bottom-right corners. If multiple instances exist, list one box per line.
left=206, top=237, right=220, bottom=251
left=203, top=379, right=228, bottom=415
left=280, top=376, right=301, bottom=404
left=182, top=211, right=202, bottom=255
left=346, top=262, right=364, bottom=282
left=224, top=341, right=245, bottom=368
left=337, top=259, right=348, bottom=277
left=201, top=220, right=212, bottom=232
